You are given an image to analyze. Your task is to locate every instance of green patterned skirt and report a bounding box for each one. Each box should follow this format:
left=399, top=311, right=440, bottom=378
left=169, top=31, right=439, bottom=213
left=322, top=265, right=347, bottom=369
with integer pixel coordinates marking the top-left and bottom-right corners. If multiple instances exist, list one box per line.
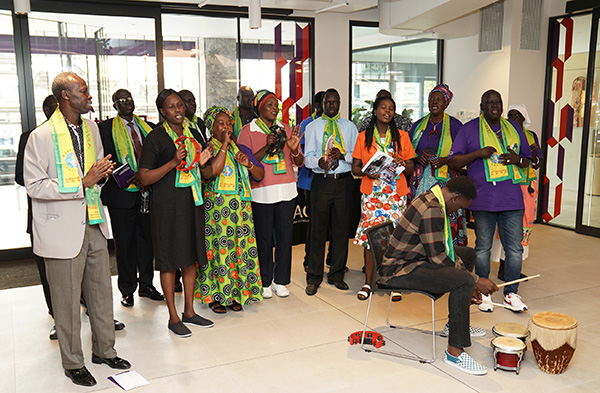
left=194, top=189, right=263, bottom=305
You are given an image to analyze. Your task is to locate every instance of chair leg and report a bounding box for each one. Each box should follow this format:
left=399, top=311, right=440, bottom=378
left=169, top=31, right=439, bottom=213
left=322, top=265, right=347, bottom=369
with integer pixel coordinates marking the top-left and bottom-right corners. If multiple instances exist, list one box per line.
left=360, top=293, right=436, bottom=363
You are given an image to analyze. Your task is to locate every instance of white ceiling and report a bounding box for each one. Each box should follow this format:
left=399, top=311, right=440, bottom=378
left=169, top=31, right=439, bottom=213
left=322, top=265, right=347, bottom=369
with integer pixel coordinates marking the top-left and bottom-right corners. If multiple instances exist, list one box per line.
left=136, top=0, right=377, bottom=14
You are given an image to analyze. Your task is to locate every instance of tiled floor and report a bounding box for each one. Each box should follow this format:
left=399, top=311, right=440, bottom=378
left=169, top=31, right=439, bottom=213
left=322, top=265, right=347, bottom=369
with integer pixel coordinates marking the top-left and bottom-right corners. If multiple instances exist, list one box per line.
left=1, top=224, right=599, bottom=392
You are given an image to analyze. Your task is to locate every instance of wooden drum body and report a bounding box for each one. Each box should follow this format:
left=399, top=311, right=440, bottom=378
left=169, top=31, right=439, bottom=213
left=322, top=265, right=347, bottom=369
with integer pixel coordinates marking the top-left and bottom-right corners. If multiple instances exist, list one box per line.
left=529, top=312, right=578, bottom=374
left=491, top=337, right=526, bottom=374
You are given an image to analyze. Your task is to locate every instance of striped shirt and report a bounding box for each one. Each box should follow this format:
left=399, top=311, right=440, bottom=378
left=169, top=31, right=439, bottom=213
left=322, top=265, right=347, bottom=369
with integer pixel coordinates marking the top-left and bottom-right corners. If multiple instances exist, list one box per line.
left=379, top=191, right=476, bottom=283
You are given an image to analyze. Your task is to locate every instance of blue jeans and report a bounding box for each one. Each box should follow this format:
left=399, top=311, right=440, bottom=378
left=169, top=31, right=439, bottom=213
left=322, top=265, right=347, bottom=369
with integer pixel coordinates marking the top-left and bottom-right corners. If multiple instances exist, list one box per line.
left=472, top=210, right=524, bottom=295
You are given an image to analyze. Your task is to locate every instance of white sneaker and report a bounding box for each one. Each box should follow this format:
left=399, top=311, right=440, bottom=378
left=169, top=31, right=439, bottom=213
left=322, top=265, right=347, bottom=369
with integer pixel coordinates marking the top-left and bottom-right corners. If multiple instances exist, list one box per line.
left=272, top=283, right=289, bottom=297
left=478, top=294, right=494, bottom=312
left=504, top=292, right=528, bottom=312
left=262, top=285, right=273, bottom=299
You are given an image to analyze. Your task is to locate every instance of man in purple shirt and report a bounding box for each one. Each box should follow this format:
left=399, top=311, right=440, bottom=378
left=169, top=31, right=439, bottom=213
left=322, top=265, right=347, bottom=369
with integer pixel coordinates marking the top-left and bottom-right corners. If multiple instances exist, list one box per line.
left=448, top=90, right=531, bottom=312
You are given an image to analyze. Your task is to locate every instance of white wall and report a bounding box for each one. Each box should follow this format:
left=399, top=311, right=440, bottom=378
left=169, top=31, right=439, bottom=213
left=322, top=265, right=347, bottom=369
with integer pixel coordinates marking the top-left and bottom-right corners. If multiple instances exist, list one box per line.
left=443, top=0, right=569, bottom=132
left=292, top=9, right=378, bottom=118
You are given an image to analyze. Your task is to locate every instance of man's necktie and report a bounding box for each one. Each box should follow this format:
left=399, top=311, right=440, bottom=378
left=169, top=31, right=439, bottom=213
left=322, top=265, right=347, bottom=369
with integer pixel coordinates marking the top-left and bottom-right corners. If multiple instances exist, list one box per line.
left=129, top=122, right=142, bottom=160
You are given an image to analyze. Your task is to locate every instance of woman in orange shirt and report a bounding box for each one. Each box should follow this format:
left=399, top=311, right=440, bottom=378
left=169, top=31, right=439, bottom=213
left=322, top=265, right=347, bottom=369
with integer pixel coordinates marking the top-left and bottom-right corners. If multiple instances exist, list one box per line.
left=351, top=96, right=415, bottom=300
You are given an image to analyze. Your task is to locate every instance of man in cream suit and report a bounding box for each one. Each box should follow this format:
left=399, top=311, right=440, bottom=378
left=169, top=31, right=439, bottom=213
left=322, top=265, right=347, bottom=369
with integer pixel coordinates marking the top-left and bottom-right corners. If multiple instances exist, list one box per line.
left=24, top=72, right=130, bottom=387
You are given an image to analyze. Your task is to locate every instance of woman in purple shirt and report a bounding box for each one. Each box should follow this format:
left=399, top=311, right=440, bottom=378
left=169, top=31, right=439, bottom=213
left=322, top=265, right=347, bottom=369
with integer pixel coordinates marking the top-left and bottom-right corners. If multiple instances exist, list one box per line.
left=408, top=84, right=467, bottom=246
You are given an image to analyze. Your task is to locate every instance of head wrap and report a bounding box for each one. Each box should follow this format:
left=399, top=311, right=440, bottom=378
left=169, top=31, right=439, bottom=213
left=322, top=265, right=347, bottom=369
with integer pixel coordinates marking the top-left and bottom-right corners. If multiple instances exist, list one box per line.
left=203, top=106, right=232, bottom=133
left=507, top=104, right=532, bottom=129
left=252, top=89, right=277, bottom=119
left=429, top=84, right=453, bottom=107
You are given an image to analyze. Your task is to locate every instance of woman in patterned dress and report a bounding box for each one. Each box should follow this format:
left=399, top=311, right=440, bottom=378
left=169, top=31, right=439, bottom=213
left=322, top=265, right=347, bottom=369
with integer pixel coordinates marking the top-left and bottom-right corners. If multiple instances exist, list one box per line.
left=194, top=107, right=265, bottom=313
left=351, top=96, right=415, bottom=300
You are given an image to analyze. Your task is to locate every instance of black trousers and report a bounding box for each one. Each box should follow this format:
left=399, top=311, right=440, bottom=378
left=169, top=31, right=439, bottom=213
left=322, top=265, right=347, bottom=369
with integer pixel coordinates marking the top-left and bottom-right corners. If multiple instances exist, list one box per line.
left=306, top=174, right=353, bottom=285
left=108, top=202, right=154, bottom=296
left=303, top=189, right=331, bottom=268
left=387, top=247, right=477, bottom=349
left=252, top=199, right=295, bottom=287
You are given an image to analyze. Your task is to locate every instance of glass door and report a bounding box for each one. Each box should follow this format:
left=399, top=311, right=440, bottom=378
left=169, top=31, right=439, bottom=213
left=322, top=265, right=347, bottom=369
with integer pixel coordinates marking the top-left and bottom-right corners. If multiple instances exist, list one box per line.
left=578, top=10, right=600, bottom=236
left=540, top=13, right=592, bottom=229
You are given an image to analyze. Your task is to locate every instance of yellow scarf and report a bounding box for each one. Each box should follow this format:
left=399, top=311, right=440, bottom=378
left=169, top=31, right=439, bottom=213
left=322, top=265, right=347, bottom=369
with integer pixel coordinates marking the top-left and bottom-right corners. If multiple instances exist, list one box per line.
left=321, top=113, right=346, bottom=156
left=479, top=115, right=524, bottom=184
left=232, top=107, right=244, bottom=139
left=111, top=115, right=152, bottom=192
left=411, top=113, right=453, bottom=181
left=211, top=138, right=252, bottom=201
left=49, top=108, right=104, bottom=224
left=431, top=185, right=454, bottom=262
left=164, top=122, right=203, bottom=206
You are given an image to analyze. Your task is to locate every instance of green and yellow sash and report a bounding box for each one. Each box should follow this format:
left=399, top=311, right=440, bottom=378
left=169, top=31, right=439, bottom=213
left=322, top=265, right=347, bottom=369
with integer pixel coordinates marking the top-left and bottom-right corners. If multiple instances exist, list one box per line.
left=374, top=126, right=392, bottom=153
left=49, top=109, right=105, bottom=225
left=211, top=138, right=252, bottom=201
left=164, top=121, right=204, bottom=206
left=321, top=113, right=346, bottom=156
left=523, top=129, right=537, bottom=182
left=112, top=115, right=153, bottom=192
left=431, top=184, right=454, bottom=262
left=479, top=115, right=524, bottom=184
left=232, top=107, right=243, bottom=139
left=411, top=113, right=453, bottom=181
left=184, top=115, right=200, bottom=132
left=255, top=118, right=286, bottom=174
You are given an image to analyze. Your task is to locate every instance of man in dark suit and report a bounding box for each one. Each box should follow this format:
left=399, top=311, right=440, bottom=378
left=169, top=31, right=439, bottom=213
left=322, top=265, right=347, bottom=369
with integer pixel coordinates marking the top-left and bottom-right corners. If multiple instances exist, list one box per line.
left=99, top=88, right=163, bottom=307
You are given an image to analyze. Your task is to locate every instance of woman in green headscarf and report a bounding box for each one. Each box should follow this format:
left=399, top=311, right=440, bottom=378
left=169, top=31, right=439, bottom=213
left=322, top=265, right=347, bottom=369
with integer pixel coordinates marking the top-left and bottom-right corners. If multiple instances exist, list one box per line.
left=194, top=106, right=265, bottom=313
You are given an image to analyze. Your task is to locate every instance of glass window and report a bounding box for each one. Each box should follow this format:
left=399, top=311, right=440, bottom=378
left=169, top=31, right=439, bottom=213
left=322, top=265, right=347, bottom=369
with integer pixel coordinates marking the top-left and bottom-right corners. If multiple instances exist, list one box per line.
left=351, top=24, right=439, bottom=127
left=162, top=14, right=312, bottom=126
left=162, top=14, right=238, bottom=114
left=28, top=12, right=158, bottom=124
left=0, top=10, right=26, bottom=250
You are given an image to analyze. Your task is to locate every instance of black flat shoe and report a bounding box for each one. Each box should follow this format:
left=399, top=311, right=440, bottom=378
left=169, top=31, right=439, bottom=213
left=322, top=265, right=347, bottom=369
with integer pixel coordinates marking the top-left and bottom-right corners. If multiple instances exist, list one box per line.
left=305, top=284, right=319, bottom=296
left=120, top=294, right=134, bottom=307
left=139, top=286, right=165, bottom=301
left=114, top=320, right=126, bottom=331
left=327, top=280, right=349, bottom=290
left=64, top=367, right=96, bottom=386
left=91, top=354, right=131, bottom=370
left=49, top=325, right=57, bottom=340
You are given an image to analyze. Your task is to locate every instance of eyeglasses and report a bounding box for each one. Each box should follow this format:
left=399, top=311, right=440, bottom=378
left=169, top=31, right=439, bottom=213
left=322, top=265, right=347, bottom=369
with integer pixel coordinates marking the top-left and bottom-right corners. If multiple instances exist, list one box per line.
left=115, top=96, right=133, bottom=104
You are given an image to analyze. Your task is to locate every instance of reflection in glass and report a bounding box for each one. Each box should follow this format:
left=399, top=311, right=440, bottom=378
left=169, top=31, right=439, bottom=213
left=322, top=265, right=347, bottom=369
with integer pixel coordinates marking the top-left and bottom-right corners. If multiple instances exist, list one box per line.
left=0, top=10, right=27, bottom=249
left=28, top=12, right=158, bottom=124
left=541, top=14, right=591, bottom=229
left=582, top=26, right=600, bottom=229
left=351, top=25, right=438, bottom=127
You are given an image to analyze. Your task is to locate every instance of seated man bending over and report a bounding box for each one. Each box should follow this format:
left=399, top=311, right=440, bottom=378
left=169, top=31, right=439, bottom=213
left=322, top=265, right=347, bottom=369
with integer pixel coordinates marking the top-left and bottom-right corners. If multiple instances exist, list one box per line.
left=379, top=176, right=498, bottom=375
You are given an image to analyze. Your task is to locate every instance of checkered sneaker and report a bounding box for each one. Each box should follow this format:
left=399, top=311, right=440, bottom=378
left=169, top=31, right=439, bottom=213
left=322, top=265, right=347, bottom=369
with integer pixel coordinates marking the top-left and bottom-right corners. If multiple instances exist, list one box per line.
left=444, top=350, right=487, bottom=375
left=441, top=324, right=486, bottom=338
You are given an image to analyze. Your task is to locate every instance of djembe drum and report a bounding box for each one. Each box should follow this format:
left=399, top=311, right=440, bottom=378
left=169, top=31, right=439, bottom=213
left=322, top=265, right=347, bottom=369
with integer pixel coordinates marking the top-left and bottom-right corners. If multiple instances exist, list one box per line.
left=492, top=322, right=529, bottom=345
left=491, top=336, right=526, bottom=374
left=529, top=312, right=578, bottom=374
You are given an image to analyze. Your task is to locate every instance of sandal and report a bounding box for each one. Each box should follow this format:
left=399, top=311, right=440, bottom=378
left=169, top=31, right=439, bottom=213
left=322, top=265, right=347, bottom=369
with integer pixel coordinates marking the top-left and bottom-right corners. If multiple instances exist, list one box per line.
left=227, top=302, right=243, bottom=312
left=357, top=284, right=371, bottom=301
left=209, top=301, right=227, bottom=314
left=391, top=292, right=402, bottom=302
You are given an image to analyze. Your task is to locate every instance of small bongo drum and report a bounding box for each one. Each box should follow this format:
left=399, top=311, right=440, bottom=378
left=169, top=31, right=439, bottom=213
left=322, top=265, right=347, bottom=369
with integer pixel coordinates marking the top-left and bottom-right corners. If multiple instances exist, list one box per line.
left=491, top=336, right=526, bottom=374
left=529, top=312, right=578, bottom=374
left=492, top=322, right=529, bottom=345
